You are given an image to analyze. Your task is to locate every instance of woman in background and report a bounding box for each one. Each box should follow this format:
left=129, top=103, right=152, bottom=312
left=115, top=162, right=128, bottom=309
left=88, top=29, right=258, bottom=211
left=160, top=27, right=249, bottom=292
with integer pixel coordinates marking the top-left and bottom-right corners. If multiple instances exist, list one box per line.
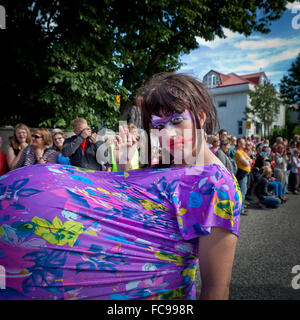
left=6, top=123, right=32, bottom=170
left=13, top=128, right=58, bottom=169
left=51, top=129, right=71, bottom=165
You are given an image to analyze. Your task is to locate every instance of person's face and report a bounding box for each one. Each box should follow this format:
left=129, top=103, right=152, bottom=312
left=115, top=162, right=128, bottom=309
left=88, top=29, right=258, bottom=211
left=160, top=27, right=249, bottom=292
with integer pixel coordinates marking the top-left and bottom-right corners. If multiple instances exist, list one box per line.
left=15, top=128, right=27, bottom=144
left=213, top=138, right=220, bottom=147
left=151, top=110, right=199, bottom=163
left=74, top=121, right=89, bottom=135
left=53, top=134, right=64, bottom=149
left=231, top=138, right=237, bottom=146
left=31, top=131, right=45, bottom=148
left=220, top=132, right=227, bottom=141
left=222, top=143, right=229, bottom=152
left=239, top=139, right=245, bottom=149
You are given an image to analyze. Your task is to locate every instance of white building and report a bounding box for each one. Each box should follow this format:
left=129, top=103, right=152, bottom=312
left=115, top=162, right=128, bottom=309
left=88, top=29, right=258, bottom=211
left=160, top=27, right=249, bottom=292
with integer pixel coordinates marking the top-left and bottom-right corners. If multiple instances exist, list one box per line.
left=202, top=70, right=286, bottom=137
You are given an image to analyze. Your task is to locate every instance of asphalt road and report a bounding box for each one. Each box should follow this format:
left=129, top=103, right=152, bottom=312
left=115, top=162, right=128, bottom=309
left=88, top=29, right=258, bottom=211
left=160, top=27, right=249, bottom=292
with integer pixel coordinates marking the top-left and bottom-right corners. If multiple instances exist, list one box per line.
left=195, top=192, right=300, bottom=300
left=229, top=192, right=300, bottom=300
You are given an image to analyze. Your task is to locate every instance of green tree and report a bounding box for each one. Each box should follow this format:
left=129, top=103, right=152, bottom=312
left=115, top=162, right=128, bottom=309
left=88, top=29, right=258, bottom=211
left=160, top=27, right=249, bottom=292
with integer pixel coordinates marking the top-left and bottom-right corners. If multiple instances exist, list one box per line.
left=280, top=53, right=300, bottom=124
left=245, top=83, right=281, bottom=137
left=1, top=0, right=288, bottom=130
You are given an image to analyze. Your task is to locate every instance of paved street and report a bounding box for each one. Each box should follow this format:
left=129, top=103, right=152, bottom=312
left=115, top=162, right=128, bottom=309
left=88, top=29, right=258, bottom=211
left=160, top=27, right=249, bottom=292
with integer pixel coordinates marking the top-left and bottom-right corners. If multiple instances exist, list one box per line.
left=230, top=193, right=300, bottom=300
left=195, top=193, right=300, bottom=300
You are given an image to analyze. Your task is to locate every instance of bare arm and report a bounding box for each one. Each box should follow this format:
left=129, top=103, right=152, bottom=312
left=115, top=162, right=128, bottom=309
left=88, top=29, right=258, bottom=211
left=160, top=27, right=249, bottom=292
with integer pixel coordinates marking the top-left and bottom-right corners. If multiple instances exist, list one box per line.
left=198, top=227, right=238, bottom=300
left=6, top=146, right=25, bottom=170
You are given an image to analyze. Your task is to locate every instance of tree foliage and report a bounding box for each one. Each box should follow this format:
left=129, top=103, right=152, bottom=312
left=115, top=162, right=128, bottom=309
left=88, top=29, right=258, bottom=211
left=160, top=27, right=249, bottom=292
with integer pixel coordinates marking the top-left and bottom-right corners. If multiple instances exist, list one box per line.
left=245, top=83, right=281, bottom=137
left=280, top=53, right=300, bottom=106
left=0, top=0, right=288, bottom=130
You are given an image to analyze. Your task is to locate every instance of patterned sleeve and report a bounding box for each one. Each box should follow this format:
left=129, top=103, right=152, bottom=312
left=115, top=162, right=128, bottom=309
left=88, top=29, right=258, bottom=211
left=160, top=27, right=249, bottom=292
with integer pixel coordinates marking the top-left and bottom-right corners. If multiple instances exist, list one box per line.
left=171, top=165, right=242, bottom=240
left=44, top=149, right=59, bottom=163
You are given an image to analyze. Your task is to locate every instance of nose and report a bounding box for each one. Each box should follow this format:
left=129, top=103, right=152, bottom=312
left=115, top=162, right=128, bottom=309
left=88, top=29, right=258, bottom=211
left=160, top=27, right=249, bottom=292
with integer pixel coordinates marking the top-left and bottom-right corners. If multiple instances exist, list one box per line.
left=163, top=123, right=178, bottom=138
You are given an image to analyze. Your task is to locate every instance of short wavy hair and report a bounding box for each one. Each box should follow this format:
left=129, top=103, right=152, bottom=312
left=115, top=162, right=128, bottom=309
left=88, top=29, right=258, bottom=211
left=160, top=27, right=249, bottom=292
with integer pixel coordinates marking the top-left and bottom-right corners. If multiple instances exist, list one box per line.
left=32, top=128, right=52, bottom=147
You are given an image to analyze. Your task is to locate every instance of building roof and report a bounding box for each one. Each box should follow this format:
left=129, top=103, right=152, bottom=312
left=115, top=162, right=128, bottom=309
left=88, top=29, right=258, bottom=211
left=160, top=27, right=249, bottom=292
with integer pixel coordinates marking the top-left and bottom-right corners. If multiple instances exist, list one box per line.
left=204, top=70, right=267, bottom=88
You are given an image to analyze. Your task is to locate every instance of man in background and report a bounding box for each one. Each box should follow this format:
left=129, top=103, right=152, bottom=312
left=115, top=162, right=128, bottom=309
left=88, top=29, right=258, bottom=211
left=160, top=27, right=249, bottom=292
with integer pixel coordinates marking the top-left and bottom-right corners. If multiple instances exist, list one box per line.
left=62, top=117, right=104, bottom=170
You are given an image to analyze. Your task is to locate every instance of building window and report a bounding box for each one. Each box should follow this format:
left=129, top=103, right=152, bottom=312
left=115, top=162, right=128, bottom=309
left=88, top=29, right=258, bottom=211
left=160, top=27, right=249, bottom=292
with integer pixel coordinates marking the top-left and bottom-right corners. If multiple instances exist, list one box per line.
left=218, top=101, right=227, bottom=108
left=238, top=121, right=243, bottom=135
left=256, top=123, right=261, bottom=135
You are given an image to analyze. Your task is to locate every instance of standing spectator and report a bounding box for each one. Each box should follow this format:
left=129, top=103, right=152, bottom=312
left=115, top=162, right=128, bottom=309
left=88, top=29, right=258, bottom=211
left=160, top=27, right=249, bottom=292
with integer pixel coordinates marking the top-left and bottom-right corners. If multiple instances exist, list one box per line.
left=0, top=136, right=8, bottom=175
left=6, top=123, right=32, bottom=170
left=215, top=140, right=234, bottom=173
left=285, top=147, right=292, bottom=194
left=290, top=148, right=300, bottom=194
left=274, top=144, right=288, bottom=194
left=51, top=129, right=71, bottom=165
left=255, top=144, right=272, bottom=169
left=235, top=138, right=252, bottom=215
left=218, top=129, right=227, bottom=141
left=272, top=136, right=283, bottom=153
left=227, top=135, right=237, bottom=174
left=62, top=117, right=104, bottom=170
left=209, top=135, right=220, bottom=154
left=13, top=128, right=58, bottom=169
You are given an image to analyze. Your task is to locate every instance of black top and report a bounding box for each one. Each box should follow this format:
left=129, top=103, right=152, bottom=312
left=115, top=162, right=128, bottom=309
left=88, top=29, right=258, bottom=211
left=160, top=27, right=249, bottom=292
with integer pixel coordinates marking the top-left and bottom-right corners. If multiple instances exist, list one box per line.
left=62, top=135, right=104, bottom=171
left=254, top=174, right=272, bottom=202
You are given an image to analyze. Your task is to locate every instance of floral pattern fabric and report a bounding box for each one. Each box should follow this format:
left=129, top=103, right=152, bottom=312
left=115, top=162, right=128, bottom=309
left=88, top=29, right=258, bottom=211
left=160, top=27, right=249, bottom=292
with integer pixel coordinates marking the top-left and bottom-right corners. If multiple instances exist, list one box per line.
left=0, top=163, right=241, bottom=300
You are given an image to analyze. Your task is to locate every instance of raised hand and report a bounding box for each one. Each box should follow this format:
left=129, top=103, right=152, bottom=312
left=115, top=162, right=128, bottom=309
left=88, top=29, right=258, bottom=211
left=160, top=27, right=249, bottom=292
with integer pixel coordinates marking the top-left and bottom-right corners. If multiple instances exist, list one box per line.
left=114, top=125, right=137, bottom=170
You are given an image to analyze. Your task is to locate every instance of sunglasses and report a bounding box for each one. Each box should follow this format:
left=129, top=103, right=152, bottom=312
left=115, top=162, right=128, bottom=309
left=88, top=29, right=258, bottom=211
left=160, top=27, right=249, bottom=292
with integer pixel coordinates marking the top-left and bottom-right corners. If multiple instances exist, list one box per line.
left=32, top=134, right=43, bottom=139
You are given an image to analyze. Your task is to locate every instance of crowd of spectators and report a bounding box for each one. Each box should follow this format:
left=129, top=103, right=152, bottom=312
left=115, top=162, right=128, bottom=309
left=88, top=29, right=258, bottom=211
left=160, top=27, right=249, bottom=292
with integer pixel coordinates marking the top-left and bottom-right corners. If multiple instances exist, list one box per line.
left=1, top=122, right=300, bottom=217
left=207, top=130, right=300, bottom=215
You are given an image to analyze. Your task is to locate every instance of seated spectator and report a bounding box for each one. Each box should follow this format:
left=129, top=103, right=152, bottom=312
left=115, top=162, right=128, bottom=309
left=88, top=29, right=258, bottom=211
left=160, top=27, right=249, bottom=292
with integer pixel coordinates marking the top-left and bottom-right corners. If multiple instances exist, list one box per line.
left=51, top=129, right=71, bottom=165
left=290, top=148, right=300, bottom=194
left=215, top=139, right=234, bottom=173
left=262, top=160, right=286, bottom=202
left=0, top=136, right=8, bottom=175
left=62, top=117, right=104, bottom=170
left=254, top=166, right=281, bottom=209
left=6, top=123, right=32, bottom=170
left=13, top=128, right=58, bottom=169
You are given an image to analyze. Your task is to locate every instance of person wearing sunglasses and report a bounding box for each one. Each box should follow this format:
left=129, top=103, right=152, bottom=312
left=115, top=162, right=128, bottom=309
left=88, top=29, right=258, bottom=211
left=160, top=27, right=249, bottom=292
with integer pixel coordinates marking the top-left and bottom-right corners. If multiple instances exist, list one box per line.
left=13, top=128, right=58, bottom=169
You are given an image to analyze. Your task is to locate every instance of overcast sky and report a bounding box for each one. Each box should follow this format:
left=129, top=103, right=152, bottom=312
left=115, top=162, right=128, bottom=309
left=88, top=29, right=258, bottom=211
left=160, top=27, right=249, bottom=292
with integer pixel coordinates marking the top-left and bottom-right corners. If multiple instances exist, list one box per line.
left=179, top=1, right=300, bottom=90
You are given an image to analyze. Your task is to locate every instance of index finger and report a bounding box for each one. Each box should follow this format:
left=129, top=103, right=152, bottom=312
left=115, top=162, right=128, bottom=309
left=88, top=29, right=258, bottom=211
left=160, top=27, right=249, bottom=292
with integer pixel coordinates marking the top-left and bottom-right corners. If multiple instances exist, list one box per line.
left=119, top=125, right=127, bottom=142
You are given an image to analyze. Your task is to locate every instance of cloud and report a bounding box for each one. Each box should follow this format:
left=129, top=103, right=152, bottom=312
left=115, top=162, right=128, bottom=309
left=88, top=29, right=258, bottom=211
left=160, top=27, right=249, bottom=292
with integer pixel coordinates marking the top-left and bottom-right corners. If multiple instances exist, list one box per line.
left=181, top=15, right=300, bottom=87
left=195, top=28, right=244, bottom=48
left=286, top=1, right=300, bottom=10
left=236, top=37, right=300, bottom=50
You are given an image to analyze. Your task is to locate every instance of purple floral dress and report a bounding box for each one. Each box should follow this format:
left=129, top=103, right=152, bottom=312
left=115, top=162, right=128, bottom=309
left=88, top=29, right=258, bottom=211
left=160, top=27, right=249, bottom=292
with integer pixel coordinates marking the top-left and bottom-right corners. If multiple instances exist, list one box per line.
left=0, top=163, right=241, bottom=300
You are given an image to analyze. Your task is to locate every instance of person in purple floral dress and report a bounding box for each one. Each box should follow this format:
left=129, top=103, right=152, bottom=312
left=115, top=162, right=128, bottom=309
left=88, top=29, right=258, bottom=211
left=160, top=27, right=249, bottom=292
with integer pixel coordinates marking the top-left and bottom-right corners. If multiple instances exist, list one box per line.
left=0, top=73, right=241, bottom=300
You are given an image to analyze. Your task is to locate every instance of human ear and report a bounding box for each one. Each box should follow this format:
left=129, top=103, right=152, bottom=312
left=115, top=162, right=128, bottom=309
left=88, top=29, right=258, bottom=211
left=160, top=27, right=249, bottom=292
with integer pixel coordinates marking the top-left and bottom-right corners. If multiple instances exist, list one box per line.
left=198, top=112, right=207, bottom=129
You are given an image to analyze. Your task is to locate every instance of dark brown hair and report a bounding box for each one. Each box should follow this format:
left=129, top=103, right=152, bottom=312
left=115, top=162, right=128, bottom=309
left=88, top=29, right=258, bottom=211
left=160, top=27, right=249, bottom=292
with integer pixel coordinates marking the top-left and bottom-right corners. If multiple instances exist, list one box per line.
left=136, top=72, right=219, bottom=166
